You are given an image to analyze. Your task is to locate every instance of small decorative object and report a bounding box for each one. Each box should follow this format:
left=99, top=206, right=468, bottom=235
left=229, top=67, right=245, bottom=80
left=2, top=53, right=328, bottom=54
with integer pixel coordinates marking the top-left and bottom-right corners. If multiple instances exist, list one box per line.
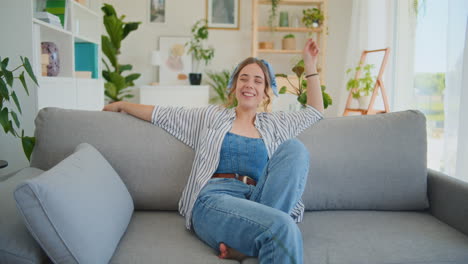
left=185, top=19, right=215, bottom=85
left=282, top=34, right=296, bottom=50
left=345, top=63, right=376, bottom=109
left=259, top=41, right=274, bottom=49
left=302, top=8, right=324, bottom=28
left=279, top=11, right=289, bottom=27
left=276, top=59, right=332, bottom=109
left=41, top=42, right=60, bottom=76
left=206, top=0, right=239, bottom=30
left=268, top=0, right=280, bottom=28
left=150, top=0, right=165, bottom=23
left=292, top=15, right=300, bottom=28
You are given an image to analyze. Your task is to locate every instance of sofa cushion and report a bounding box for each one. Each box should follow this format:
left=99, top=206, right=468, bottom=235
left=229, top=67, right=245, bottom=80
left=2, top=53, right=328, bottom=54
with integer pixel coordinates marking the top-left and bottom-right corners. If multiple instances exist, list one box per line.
left=14, top=143, right=134, bottom=264
left=243, top=211, right=468, bottom=264
left=30, top=107, right=193, bottom=210
left=110, top=211, right=238, bottom=263
left=0, top=167, right=49, bottom=264
left=298, top=110, right=429, bottom=210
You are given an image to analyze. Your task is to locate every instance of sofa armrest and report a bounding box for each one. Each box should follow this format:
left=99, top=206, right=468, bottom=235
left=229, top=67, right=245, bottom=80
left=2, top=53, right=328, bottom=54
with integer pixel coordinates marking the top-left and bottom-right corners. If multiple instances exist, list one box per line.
left=427, top=168, right=468, bottom=236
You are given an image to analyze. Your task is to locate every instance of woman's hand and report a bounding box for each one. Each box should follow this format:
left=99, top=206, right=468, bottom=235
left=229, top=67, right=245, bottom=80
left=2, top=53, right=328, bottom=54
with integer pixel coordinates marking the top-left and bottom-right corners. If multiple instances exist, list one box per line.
left=302, top=38, right=319, bottom=73
left=103, top=101, right=125, bottom=113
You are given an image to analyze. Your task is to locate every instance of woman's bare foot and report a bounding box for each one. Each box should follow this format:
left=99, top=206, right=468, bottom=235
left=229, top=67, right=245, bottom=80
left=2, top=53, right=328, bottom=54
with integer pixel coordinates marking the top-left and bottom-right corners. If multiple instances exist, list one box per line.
left=218, top=242, right=248, bottom=261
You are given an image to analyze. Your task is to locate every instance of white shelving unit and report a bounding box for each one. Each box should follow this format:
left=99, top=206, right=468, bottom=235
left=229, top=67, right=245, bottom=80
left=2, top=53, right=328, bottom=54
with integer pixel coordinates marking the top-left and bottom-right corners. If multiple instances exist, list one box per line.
left=30, top=0, right=104, bottom=111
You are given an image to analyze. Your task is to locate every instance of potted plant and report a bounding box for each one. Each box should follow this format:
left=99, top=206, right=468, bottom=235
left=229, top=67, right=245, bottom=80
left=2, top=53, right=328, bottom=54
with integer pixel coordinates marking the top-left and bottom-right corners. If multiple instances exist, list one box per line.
left=185, top=19, right=215, bottom=85
left=346, top=63, right=376, bottom=109
left=302, top=8, right=324, bottom=28
left=0, top=56, right=38, bottom=161
left=268, top=0, right=281, bottom=29
left=276, top=59, right=332, bottom=109
left=206, top=69, right=231, bottom=105
left=282, top=34, right=296, bottom=50
left=101, top=4, right=141, bottom=103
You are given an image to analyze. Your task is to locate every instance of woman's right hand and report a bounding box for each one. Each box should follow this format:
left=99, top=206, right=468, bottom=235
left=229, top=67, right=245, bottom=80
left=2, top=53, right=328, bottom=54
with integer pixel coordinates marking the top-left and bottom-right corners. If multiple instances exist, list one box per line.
left=103, top=101, right=125, bottom=113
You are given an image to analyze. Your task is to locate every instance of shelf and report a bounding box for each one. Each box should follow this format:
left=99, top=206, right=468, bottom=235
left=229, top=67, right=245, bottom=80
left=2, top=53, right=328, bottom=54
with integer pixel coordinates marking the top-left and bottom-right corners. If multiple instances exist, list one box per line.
left=258, top=49, right=302, bottom=54
left=259, top=0, right=323, bottom=6
left=33, top=18, right=72, bottom=36
left=74, top=35, right=99, bottom=44
left=258, top=26, right=322, bottom=33
left=71, top=1, right=100, bottom=17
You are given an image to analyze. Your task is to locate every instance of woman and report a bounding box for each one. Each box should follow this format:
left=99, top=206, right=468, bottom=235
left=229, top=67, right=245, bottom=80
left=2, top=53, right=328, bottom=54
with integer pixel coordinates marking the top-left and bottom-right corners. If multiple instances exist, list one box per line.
left=103, top=39, right=324, bottom=263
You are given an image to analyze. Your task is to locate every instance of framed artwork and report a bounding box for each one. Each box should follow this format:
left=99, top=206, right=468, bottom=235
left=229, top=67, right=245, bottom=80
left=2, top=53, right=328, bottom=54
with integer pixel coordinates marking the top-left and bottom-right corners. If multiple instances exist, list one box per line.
left=150, top=0, right=165, bottom=23
left=206, top=0, right=239, bottom=30
left=159, top=36, right=191, bottom=85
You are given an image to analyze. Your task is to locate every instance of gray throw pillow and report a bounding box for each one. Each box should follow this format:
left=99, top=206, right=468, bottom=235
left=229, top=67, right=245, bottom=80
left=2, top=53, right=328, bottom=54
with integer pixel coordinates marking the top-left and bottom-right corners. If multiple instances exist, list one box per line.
left=14, top=143, right=134, bottom=264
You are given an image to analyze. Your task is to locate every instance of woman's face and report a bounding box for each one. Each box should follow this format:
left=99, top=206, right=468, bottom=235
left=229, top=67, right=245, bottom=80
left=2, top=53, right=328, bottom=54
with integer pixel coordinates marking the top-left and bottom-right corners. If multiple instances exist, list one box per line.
left=234, top=63, right=267, bottom=110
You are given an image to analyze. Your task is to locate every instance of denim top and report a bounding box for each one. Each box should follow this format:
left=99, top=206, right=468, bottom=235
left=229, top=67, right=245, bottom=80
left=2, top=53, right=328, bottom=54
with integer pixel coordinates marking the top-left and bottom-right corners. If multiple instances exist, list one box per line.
left=214, top=132, right=269, bottom=182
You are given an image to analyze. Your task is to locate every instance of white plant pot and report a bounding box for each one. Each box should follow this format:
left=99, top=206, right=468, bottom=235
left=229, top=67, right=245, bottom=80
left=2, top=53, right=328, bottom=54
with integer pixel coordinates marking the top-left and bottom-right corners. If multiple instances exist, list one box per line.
left=358, top=95, right=372, bottom=109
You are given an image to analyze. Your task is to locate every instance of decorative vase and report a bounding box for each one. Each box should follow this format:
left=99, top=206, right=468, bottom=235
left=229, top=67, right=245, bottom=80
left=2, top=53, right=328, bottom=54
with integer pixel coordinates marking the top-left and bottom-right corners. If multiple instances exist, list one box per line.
left=282, top=38, right=296, bottom=50
left=279, top=11, right=289, bottom=27
left=358, top=95, right=372, bottom=109
left=189, top=73, right=202, bottom=85
left=41, top=42, right=60, bottom=76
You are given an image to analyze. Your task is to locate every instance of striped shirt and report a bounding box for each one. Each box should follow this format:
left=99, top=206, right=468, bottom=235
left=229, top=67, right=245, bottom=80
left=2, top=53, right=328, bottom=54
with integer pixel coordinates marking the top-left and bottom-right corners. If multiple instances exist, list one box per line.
left=151, top=104, right=323, bottom=230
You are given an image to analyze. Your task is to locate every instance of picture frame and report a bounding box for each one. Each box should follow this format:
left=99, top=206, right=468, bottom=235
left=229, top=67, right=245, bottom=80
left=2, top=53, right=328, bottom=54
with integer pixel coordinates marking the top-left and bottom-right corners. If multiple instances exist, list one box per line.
left=158, top=36, right=192, bottom=85
left=150, top=0, right=165, bottom=23
left=206, top=0, right=239, bottom=30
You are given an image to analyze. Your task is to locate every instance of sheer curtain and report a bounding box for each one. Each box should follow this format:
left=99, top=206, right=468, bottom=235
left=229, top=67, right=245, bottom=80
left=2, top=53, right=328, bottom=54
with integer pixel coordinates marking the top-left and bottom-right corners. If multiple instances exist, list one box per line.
left=337, top=0, right=395, bottom=114
left=443, top=1, right=468, bottom=180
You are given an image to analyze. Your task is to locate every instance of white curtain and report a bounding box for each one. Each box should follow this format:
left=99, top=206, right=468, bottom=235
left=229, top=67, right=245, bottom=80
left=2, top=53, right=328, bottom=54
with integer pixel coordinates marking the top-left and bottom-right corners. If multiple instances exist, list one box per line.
left=443, top=1, right=468, bottom=180
left=337, top=0, right=397, bottom=115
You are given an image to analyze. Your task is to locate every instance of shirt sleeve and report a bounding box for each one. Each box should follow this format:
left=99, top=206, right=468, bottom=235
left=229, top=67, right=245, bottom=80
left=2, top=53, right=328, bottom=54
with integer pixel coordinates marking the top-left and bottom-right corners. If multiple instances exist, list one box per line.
left=151, top=105, right=209, bottom=149
left=270, top=104, right=324, bottom=139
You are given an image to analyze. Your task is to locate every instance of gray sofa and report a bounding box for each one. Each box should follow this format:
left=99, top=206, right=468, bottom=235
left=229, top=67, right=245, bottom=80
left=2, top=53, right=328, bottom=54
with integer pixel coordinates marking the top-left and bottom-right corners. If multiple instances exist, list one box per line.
left=1, top=107, right=468, bottom=264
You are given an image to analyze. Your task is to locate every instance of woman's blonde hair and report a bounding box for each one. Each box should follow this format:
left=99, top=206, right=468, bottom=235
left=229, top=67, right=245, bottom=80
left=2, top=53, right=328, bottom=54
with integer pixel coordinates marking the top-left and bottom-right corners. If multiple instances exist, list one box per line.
left=224, top=57, right=272, bottom=111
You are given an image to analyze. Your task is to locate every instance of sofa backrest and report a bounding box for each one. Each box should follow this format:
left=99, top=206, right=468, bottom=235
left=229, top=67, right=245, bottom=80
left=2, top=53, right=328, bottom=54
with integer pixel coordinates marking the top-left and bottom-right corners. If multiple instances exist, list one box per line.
left=31, top=108, right=428, bottom=211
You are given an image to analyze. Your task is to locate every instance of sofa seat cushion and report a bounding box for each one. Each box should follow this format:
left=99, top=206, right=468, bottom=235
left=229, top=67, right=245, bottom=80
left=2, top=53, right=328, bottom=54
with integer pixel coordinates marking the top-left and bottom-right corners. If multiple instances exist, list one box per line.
left=110, top=211, right=239, bottom=263
left=243, top=211, right=468, bottom=264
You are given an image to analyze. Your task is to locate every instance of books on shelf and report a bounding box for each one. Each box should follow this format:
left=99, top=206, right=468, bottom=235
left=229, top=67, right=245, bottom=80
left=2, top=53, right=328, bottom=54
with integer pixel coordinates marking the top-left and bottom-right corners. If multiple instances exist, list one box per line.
left=34, top=12, right=63, bottom=28
left=45, top=0, right=69, bottom=29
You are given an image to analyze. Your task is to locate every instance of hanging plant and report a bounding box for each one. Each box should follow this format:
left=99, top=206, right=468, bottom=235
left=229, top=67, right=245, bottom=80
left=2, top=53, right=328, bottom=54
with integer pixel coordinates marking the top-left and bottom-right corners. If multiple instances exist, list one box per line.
left=268, top=0, right=281, bottom=29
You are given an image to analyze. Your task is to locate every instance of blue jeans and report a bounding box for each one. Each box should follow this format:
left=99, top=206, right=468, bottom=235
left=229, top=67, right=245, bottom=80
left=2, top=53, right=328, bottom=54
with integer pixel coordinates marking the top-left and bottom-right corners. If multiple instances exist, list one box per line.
left=192, top=139, right=310, bottom=264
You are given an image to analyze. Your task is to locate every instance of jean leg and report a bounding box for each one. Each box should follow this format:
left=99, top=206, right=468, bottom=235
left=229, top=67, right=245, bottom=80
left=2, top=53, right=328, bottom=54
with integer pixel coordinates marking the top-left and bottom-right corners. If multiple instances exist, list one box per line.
left=250, top=139, right=310, bottom=214
left=192, top=182, right=303, bottom=264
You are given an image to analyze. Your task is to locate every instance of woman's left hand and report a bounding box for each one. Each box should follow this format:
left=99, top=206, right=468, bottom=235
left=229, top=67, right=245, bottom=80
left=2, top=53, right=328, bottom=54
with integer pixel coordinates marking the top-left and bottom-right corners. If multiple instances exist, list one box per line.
left=302, top=38, right=319, bottom=70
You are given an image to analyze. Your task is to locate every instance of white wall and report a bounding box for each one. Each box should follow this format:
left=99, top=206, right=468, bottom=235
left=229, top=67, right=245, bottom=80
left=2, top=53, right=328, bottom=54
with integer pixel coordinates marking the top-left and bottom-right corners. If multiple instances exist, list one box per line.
left=103, top=0, right=353, bottom=117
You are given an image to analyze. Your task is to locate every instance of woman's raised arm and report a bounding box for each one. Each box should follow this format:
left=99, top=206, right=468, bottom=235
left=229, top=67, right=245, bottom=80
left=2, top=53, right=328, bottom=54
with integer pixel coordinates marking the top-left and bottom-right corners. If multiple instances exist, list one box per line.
left=103, top=101, right=155, bottom=122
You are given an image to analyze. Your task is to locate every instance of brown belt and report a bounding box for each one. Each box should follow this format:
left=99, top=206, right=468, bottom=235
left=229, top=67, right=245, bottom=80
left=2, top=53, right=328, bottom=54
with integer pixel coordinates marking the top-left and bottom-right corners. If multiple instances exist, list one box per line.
left=212, top=173, right=257, bottom=186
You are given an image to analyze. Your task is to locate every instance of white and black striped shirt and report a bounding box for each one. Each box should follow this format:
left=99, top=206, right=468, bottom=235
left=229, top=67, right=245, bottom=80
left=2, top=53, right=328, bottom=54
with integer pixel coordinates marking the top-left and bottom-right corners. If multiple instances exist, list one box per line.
left=151, top=104, right=323, bottom=230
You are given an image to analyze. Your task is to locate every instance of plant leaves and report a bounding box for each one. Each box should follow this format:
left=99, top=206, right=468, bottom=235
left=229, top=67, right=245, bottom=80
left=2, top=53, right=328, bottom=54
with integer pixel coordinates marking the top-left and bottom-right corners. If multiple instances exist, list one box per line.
left=10, top=110, right=20, bottom=128
left=102, top=36, right=118, bottom=69
left=119, top=64, right=132, bottom=72
left=279, top=86, right=287, bottom=94
left=297, top=92, right=307, bottom=105
left=0, top=107, right=10, bottom=133
left=292, top=65, right=304, bottom=78
left=21, top=133, right=36, bottom=161
left=0, top=78, right=9, bottom=100
left=122, top=22, right=141, bottom=40
left=0, top=59, right=13, bottom=87
left=125, top=73, right=140, bottom=84
left=123, top=94, right=134, bottom=98
left=18, top=72, right=30, bottom=96
left=11, top=91, right=22, bottom=114
left=104, top=82, right=118, bottom=99
left=275, top=73, right=288, bottom=78
left=21, top=57, right=38, bottom=85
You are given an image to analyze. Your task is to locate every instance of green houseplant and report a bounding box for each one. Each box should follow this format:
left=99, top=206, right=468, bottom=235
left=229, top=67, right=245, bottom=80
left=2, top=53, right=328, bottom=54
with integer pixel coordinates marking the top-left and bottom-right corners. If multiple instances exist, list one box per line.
left=346, top=63, right=376, bottom=109
left=302, top=8, right=324, bottom=28
left=206, top=69, right=231, bottom=105
left=101, top=3, right=141, bottom=102
left=268, top=0, right=281, bottom=29
left=276, top=59, right=332, bottom=109
left=186, top=19, right=215, bottom=85
left=0, top=56, right=38, bottom=161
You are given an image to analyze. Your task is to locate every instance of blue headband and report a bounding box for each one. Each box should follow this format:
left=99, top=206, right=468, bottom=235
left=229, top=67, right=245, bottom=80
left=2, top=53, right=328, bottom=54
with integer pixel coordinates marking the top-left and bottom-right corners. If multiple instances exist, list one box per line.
left=227, top=59, right=278, bottom=97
